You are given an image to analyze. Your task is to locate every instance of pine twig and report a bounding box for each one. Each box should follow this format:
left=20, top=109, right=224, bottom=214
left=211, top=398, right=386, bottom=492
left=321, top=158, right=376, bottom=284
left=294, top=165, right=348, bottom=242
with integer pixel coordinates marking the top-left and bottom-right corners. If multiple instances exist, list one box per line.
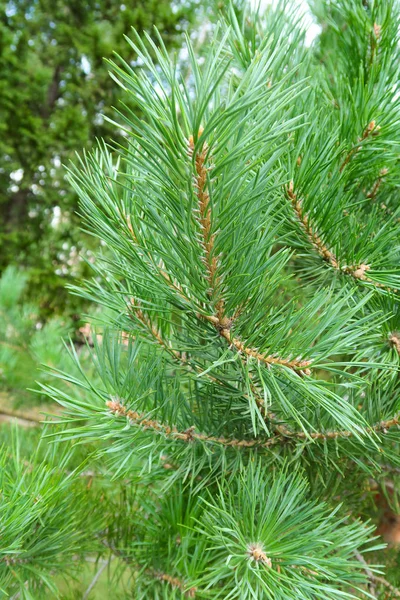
left=106, top=397, right=400, bottom=447
left=187, top=130, right=312, bottom=376
left=0, top=407, right=42, bottom=427
left=366, top=168, right=388, bottom=200
left=126, top=299, right=400, bottom=443
left=280, top=412, right=400, bottom=441
left=286, top=180, right=339, bottom=269
left=339, top=120, right=380, bottom=172
left=212, top=315, right=312, bottom=375
left=105, top=398, right=279, bottom=449
left=353, top=550, right=377, bottom=598
left=286, top=181, right=395, bottom=292
left=128, top=301, right=286, bottom=428
left=132, top=300, right=182, bottom=361
left=354, top=551, right=400, bottom=598
left=189, top=128, right=224, bottom=320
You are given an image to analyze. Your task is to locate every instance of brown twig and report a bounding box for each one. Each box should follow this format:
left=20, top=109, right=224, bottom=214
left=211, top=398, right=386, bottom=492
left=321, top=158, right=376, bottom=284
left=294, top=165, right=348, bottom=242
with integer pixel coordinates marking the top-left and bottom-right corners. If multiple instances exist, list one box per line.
left=106, top=397, right=400, bottom=447
left=286, top=180, right=339, bottom=269
left=353, top=550, right=378, bottom=598
left=200, top=311, right=311, bottom=374
left=188, top=130, right=312, bottom=376
left=366, top=168, right=388, bottom=200
left=155, top=573, right=196, bottom=598
left=129, top=302, right=286, bottom=428
left=286, top=181, right=394, bottom=292
left=132, top=300, right=181, bottom=361
left=0, top=408, right=42, bottom=427
left=105, top=398, right=279, bottom=449
left=101, top=540, right=196, bottom=598
left=283, top=412, right=400, bottom=441
left=129, top=296, right=399, bottom=442
left=340, top=121, right=380, bottom=173
left=188, top=128, right=224, bottom=320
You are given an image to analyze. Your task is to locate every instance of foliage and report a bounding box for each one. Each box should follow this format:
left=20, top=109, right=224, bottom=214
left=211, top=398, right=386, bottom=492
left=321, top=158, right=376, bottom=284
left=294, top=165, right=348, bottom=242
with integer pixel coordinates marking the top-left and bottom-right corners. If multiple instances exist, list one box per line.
left=4, top=0, right=400, bottom=598
left=0, top=430, right=103, bottom=599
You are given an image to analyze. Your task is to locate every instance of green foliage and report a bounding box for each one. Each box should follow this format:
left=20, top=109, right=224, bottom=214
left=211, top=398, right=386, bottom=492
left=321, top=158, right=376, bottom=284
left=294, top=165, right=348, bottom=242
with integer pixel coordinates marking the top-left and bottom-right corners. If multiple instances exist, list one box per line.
left=0, top=430, right=103, bottom=599
left=196, top=466, right=378, bottom=599
left=4, top=0, right=400, bottom=598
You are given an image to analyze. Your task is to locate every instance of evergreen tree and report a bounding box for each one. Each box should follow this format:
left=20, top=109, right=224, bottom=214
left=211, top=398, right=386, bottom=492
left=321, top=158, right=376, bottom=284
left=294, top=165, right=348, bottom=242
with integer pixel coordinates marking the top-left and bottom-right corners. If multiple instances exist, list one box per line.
left=4, top=1, right=400, bottom=597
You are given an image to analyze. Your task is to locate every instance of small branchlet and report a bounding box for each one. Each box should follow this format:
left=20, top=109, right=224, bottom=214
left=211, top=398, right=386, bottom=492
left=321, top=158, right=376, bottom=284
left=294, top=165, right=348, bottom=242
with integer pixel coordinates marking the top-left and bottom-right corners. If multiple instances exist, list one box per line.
left=106, top=396, right=400, bottom=448
left=130, top=299, right=181, bottom=360
left=155, top=572, right=197, bottom=598
left=286, top=181, right=339, bottom=269
left=200, top=312, right=312, bottom=375
left=189, top=128, right=224, bottom=321
left=366, top=168, right=388, bottom=200
left=287, top=181, right=395, bottom=292
left=285, top=412, right=400, bottom=441
left=105, top=398, right=279, bottom=449
left=340, top=120, right=380, bottom=172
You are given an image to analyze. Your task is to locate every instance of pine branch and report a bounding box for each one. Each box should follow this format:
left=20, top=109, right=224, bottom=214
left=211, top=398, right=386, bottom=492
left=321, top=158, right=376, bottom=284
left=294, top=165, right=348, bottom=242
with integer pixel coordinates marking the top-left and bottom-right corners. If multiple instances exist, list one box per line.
left=106, top=397, right=400, bottom=446
left=286, top=181, right=395, bottom=292
left=339, top=121, right=380, bottom=173
left=82, top=560, right=110, bottom=600
left=188, top=129, right=224, bottom=321
left=0, top=408, right=42, bottom=427
left=132, top=300, right=181, bottom=361
left=287, top=412, right=400, bottom=441
left=127, top=296, right=400, bottom=442
left=187, top=131, right=313, bottom=376
left=286, top=180, right=340, bottom=269
left=353, top=550, right=377, bottom=598
left=202, top=313, right=312, bottom=375
left=127, top=302, right=288, bottom=430
left=105, top=398, right=279, bottom=448
left=366, top=168, right=388, bottom=200
left=154, top=572, right=196, bottom=598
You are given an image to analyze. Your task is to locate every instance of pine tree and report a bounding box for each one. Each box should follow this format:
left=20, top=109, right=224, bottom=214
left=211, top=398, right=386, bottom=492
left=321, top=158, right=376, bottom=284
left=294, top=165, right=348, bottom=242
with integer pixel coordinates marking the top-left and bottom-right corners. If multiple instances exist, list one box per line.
left=4, top=1, right=400, bottom=597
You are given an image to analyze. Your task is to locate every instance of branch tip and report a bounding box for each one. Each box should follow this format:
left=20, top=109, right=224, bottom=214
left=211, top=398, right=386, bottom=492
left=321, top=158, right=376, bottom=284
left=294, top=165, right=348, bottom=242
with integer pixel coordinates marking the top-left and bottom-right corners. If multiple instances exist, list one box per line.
left=247, top=542, right=272, bottom=567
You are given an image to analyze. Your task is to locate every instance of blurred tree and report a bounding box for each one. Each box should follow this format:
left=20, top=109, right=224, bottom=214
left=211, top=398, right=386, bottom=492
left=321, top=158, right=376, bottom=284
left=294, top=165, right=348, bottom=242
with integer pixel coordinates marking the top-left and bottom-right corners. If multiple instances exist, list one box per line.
left=0, top=0, right=196, bottom=318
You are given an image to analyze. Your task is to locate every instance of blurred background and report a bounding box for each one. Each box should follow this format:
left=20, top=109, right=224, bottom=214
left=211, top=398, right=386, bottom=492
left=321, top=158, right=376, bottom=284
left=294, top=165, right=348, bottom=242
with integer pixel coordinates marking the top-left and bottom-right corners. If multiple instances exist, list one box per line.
left=0, top=0, right=205, bottom=411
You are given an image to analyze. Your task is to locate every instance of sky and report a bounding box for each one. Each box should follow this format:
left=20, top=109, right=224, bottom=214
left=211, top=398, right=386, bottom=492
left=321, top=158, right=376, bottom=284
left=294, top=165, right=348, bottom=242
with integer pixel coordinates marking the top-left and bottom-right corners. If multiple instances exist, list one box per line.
left=251, top=0, right=322, bottom=46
